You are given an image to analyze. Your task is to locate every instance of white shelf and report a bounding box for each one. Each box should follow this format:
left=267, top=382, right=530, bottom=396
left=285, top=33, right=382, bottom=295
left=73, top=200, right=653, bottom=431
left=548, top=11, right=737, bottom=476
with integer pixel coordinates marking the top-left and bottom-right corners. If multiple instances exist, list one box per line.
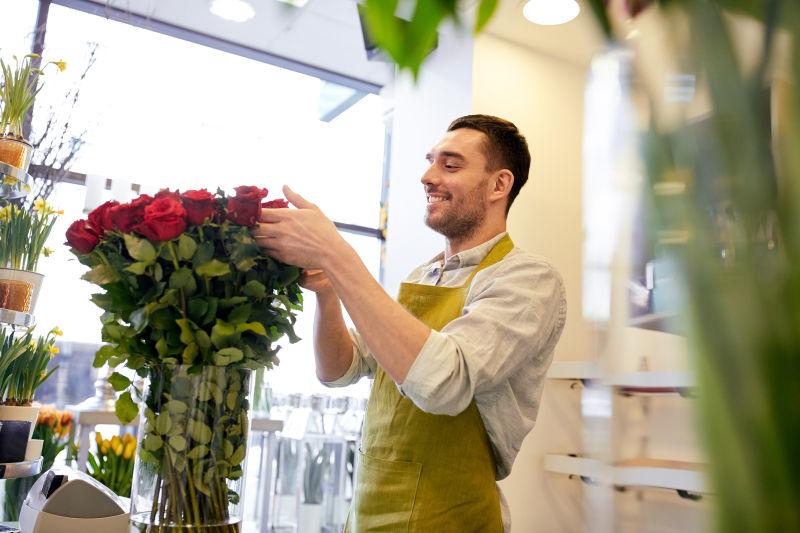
left=605, top=371, right=694, bottom=389
left=544, top=454, right=708, bottom=494
left=547, top=361, right=601, bottom=380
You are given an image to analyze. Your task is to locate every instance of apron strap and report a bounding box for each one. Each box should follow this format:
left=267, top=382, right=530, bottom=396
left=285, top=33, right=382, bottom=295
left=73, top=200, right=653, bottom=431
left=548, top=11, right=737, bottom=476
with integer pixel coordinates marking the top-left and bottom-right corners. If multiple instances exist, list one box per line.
left=462, top=233, right=515, bottom=288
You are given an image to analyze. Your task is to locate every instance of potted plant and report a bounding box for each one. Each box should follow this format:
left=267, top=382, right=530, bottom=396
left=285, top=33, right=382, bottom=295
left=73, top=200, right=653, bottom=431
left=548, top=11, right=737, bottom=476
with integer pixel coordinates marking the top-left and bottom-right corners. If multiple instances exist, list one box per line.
left=67, top=186, right=301, bottom=532
left=0, top=325, right=61, bottom=462
left=0, top=199, right=60, bottom=314
left=87, top=432, right=137, bottom=498
left=2, top=406, right=73, bottom=521
left=300, top=442, right=329, bottom=533
left=0, top=54, right=65, bottom=173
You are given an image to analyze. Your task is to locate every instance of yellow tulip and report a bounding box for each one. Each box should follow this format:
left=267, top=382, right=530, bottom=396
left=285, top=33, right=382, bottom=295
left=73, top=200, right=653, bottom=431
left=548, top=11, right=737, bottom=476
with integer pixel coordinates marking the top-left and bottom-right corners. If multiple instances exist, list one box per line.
left=113, top=443, right=123, bottom=456
left=100, top=445, right=109, bottom=455
left=95, top=432, right=103, bottom=446
left=123, top=442, right=135, bottom=460
left=111, top=435, right=121, bottom=448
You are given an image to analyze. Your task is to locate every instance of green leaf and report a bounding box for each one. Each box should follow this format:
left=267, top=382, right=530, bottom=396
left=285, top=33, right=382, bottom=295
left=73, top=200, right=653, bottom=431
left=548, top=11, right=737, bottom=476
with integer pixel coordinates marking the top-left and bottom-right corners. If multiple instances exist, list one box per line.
left=93, top=344, right=116, bottom=368
left=211, top=320, right=240, bottom=349
left=156, top=336, right=169, bottom=356
left=169, top=435, right=187, bottom=452
left=125, top=261, right=149, bottom=275
left=213, top=347, right=244, bottom=366
left=175, top=318, right=196, bottom=345
left=130, top=306, right=149, bottom=333
left=156, top=411, right=172, bottom=435
left=229, top=444, right=246, bottom=465
left=474, top=0, right=499, bottom=33
left=189, top=421, right=212, bottom=444
left=196, top=259, right=231, bottom=278
left=123, top=233, right=157, bottom=263
left=108, top=372, right=131, bottom=392
left=218, top=296, right=248, bottom=309
left=169, top=267, right=197, bottom=294
left=188, top=298, right=209, bottom=323
left=178, top=234, right=198, bottom=261
left=193, top=241, right=214, bottom=265
left=236, top=322, right=268, bottom=336
left=143, top=434, right=163, bottom=452
left=195, top=330, right=212, bottom=350
left=165, top=399, right=188, bottom=414
left=227, top=304, right=252, bottom=325
left=202, top=298, right=219, bottom=325
left=82, top=263, right=119, bottom=285
left=241, top=280, right=267, bottom=299
left=182, top=342, right=199, bottom=365
left=154, top=262, right=163, bottom=282
left=187, top=445, right=209, bottom=460
left=115, top=392, right=138, bottom=424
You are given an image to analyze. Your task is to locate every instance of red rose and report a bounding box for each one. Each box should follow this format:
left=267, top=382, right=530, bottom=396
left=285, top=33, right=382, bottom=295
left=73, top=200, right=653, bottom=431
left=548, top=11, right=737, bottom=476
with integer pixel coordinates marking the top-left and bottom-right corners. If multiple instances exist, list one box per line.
left=135, top=197, right=187, bottom=241
left=262, top=198, right=289, bottom=209
left=65, top=219, right=100, bottom=254
left=87, top=200, right=119, bottom=234
left=227, top=185, right=269, bottom=226
left=181, top=189, right=216, bottom=225
left=155, top=189, right=181, bottom=201
left=109, top=195, right=153, bottom=233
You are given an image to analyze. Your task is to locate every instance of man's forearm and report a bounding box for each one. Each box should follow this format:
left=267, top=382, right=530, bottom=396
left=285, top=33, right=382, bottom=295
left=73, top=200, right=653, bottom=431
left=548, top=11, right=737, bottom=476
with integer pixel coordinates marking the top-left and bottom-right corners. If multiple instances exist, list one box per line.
left=313, top=289, right=355, bottom=382
left=323, top=242, right=431, bottom=384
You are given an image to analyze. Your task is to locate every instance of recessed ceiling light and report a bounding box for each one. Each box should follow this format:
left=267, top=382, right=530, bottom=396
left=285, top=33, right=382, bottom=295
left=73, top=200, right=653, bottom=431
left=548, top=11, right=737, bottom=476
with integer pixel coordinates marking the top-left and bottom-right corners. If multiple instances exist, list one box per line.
left=209, top=0, right=255, bottom=23
left=523, top=0, right=580, bottom=26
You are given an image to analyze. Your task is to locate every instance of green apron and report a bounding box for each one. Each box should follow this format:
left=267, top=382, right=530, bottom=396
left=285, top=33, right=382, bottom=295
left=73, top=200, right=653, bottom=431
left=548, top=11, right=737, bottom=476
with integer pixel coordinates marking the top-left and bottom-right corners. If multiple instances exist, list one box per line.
left=345, top=235, right=514, bottom=532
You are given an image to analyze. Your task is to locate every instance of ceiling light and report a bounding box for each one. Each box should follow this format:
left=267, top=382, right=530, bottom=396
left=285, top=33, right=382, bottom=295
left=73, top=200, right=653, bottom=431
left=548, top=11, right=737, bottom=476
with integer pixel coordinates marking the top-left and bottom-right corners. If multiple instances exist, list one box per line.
left=523, top=0, right=580, bottom=26
left=209, top=0, right=255, bottom=22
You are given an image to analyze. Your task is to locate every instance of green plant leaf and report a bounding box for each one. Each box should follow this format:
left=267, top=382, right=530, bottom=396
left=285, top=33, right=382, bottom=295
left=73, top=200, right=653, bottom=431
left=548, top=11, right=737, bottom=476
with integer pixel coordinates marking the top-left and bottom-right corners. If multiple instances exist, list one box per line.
left=115, top=392, right=138, bottom=424
left=108, top=372, right=131, bottom=391
left=143, top=434, right=163, bottom=452
left=241, top=280, right=267, bottom=299
left=125, top=261, right=149, bottom=275
left=192, top=241, right=214, bottom=265
left=178, top=234, right=198, bottom=261
left=236, top=322, right=268, bottom=336
left=169, top=435, right=187, bottom=452
left=195, top=330, right=212, bottom=350
left=165, top=399, right=188, bottom=414
left=182, top=342, right=199, bottom=365
left=82, top=264, right=119, bottom=285
left=156, top=336, right=169, bottom=356
left=130, top=306, right=149, bottom=333
left=196, top=259, right=231, bottom=278
left=156, top=411, right=172, bottom=435
left=229, top=444, right=246, bottom=465
left=169, top=267, right=197, bottom=294
left=227, top=304, right=252, bottom=325
left=175, top=318, right=196, bottom=345
left=189, top=421, right=212, bottom=444
left=93, top=344, right=116, bottom=368
left=211, top=320, right=240, bottom=349
left=188, top=298, right=209, bottom=323
left=123, top=233, right=157, bottom=263
left=474, top=0, right=499, bottom=33
left=213, top=347, right=244, bottom=366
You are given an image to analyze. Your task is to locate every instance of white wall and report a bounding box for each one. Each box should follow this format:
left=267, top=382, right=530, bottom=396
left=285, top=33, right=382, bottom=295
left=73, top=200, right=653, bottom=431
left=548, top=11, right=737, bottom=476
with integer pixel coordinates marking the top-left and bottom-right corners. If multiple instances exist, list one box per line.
left=381, top=23, right=474, bottom=295
left=472, top=33, right=590, bottom=532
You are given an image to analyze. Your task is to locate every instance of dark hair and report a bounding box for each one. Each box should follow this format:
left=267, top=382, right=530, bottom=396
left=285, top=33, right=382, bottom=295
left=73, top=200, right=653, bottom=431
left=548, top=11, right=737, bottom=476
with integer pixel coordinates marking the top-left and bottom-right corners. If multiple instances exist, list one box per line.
left=447, top=114, right=531, bottom=214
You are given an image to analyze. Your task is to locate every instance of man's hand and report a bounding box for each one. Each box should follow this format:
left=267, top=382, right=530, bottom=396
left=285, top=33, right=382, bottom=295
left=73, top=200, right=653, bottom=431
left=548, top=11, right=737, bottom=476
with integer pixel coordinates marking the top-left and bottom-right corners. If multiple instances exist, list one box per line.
left=253, top=185, right=345, bottom=270
left=300, top=269, right=334, bottom=294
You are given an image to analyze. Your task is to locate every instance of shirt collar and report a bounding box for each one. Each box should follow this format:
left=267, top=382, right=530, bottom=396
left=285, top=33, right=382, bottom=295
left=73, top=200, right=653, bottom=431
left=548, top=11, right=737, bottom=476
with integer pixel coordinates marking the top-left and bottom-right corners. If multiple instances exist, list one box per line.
left=423, top=232, right=508, bottom=272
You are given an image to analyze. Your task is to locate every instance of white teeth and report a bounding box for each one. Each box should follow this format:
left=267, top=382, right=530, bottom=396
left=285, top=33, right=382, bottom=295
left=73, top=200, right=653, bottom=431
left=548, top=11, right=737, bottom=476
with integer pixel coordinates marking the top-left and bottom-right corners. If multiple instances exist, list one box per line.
left=427, top=195, right=446, bottom=204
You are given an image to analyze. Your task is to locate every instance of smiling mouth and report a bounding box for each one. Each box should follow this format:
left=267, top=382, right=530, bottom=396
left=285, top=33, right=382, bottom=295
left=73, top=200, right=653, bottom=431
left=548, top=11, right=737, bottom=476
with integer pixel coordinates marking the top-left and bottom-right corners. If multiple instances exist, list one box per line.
left=426, top=194, right=449, bottom=204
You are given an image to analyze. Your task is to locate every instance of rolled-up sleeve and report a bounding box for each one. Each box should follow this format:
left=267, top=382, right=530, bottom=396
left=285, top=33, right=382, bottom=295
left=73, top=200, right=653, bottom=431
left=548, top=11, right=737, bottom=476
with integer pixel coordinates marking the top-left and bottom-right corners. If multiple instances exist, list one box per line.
left=397, top=259, right=566, bottom=415
left=320, top=328, right=378, bottom=387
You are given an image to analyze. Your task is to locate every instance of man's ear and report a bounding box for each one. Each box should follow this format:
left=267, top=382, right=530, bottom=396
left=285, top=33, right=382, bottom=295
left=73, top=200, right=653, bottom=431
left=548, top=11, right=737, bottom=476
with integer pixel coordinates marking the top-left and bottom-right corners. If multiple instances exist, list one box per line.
left=491, top=169, right=514, bottom=204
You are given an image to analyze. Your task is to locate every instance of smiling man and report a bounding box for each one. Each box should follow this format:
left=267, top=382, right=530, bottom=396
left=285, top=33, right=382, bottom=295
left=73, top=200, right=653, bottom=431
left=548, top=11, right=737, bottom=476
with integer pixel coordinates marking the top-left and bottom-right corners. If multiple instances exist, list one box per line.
left=254, top=115, right=566, bottom=532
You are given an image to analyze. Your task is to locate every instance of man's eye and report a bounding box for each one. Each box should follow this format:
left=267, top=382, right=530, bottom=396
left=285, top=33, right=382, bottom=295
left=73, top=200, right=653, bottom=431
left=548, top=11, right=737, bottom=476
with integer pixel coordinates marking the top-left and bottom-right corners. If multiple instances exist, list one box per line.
left=444, top=164, right=458, bottom=170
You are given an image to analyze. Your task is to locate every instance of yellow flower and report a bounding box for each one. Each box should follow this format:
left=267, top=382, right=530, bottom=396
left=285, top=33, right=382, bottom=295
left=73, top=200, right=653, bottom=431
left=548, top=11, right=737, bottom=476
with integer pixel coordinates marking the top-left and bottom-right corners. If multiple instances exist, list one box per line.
left=123, top=441, right=136, bottom=460
left=0, top=207, right=9, bottom=222
left=55, top=60, right=67, bottom=72
left=23, top=184, right=31, bottom=192
left=34, top=198, right=47, bottom=215
left=48, top=345, right=59, bottom=355
left=43, top=247, right=54, bottom=257
left=111, top=435, right=122, bottom=448
left=100, top=445, right=109, bottom=455
left=2, top=175, right=18, bottom=187
left=52, top=327, right=64, bottom=336
left=123, top=433, right=135, bottom=444
left=95, top=432, right=103, bottom=446
left=113, top=442, right=124, bottom=456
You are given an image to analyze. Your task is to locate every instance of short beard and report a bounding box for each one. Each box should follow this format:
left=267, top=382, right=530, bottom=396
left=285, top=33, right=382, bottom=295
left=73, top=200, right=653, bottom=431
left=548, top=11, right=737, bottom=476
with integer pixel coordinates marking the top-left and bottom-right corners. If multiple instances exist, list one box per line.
left=424, top=178, right=488, bottom=243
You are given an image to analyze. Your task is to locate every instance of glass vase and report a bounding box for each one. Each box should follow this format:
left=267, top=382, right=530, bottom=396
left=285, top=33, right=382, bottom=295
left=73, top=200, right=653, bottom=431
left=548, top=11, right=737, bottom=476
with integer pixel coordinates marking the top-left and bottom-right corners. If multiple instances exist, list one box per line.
left=129, top=364, right=254, bottom=532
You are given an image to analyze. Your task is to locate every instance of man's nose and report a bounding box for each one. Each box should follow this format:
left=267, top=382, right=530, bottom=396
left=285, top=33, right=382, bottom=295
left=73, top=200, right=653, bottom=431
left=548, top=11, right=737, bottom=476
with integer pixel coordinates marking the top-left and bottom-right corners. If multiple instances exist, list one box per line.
left=421, top=165, right=438, bottom=186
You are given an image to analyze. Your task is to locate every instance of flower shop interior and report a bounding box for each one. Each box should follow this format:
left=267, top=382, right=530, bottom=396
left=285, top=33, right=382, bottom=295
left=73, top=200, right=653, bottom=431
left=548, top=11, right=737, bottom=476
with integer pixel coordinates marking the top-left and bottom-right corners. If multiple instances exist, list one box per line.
left=1, top=1, right=797, bottom=532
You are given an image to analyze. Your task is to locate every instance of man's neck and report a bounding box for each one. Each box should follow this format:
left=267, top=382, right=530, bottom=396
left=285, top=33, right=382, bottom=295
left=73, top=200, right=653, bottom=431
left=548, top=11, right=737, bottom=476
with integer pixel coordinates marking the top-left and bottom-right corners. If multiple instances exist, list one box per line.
left=444, top=221, right=507, bottom=261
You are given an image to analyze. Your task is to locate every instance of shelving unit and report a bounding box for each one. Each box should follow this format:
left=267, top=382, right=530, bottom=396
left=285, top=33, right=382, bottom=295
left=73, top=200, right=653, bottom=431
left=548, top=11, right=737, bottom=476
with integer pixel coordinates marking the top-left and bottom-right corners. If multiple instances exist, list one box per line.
left=543, top=454, right=707, bottom=496
left=0, top=458, right=43, bottom=480
left=547, top=361, right=695, bottom=396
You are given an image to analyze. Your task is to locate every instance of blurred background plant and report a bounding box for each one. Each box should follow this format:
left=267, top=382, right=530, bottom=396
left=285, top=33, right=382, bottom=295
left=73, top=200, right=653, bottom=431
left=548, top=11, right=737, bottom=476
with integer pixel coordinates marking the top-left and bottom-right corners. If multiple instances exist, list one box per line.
left=0, top=198, right=61, bottom=271
left=0, top=53, right=64, bottom=139
left=86, top=431, right=136, bottom=498
left=2, top=405, right=73, bottom=521
left=358, top=0, right=800, bottom=531
left=0, top=325, right=60, bottom=406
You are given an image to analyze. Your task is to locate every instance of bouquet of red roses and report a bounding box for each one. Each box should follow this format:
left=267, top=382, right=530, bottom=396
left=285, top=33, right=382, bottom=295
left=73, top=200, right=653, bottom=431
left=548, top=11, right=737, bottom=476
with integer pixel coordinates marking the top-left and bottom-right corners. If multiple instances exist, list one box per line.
left=66, top=186, right=300, bottom=530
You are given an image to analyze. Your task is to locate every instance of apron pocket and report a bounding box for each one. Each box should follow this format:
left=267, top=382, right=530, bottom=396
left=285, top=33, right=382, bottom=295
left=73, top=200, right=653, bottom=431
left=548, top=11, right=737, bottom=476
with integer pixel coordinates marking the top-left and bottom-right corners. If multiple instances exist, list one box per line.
left=351, top=450, right=422, bottom=532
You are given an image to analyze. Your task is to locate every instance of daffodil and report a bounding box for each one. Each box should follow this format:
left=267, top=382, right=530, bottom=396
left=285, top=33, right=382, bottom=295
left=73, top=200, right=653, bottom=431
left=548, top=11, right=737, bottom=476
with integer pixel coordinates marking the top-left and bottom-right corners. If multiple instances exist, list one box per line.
left=2, top=176, right=18, bottom=187
left=55, top=60, right=67, bottom=72
left=43, top=247, right=54, bottom=257
left=48, top=345, right=59, bottom=355
left=52, top=327, right=64, bottom=336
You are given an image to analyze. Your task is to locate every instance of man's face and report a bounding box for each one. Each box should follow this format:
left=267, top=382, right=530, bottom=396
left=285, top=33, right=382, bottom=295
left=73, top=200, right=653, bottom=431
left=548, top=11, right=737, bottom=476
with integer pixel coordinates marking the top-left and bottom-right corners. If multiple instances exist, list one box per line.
left=422, top=128, right=493, bottom=241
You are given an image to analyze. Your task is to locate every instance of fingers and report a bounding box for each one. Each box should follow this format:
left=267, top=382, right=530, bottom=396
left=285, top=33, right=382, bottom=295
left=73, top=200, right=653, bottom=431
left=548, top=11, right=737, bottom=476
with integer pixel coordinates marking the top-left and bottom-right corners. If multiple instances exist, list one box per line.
left=283, top=185, right=315, bottom=210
